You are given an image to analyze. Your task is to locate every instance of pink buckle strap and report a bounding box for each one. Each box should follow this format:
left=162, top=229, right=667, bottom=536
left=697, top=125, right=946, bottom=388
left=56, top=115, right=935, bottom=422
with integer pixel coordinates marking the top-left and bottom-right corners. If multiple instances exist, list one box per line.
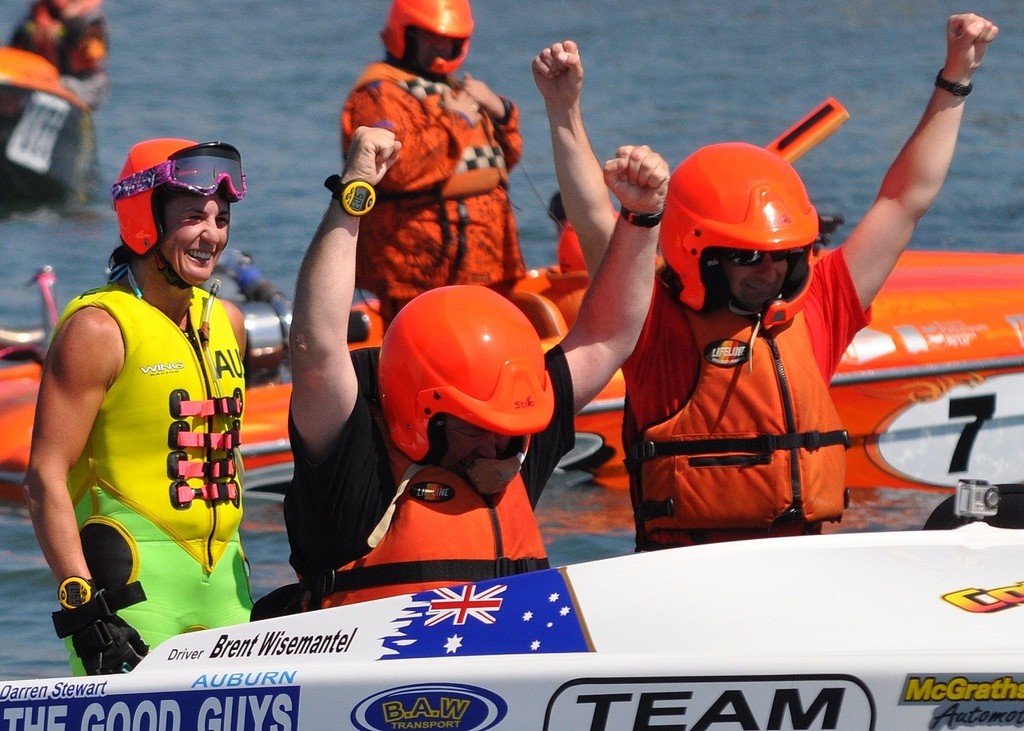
left=174, top=428, right=241, bottom=450
left=169, top=388, right=243, bottom=419
left=171, top=480, right=239, bottom=509
left=168, top=421, right=241, bottom=450
left=171, top=456, right=236, bottom=480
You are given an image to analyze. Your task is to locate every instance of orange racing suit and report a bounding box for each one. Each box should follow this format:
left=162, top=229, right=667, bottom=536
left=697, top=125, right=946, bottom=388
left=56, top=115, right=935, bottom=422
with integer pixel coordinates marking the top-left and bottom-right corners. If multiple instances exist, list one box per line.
left=341, top=62, right=524, bottom=310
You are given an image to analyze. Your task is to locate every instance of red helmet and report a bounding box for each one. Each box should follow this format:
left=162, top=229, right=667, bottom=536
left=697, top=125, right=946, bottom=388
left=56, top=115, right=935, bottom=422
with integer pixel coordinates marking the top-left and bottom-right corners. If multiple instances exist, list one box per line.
left=659, top=142, right=819, bottom=325
left=379, top=286, right=554, bottom=461
left=381, top=0, right=474, bottom=75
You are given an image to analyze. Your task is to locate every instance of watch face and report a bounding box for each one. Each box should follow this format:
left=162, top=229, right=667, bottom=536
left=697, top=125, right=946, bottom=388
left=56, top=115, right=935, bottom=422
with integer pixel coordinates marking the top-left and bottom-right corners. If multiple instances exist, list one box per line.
left=347, top=186, right=370, bottom=211
left=59, top=578, right=91, bottom=609
left=341, top=181, right=375, bottom=216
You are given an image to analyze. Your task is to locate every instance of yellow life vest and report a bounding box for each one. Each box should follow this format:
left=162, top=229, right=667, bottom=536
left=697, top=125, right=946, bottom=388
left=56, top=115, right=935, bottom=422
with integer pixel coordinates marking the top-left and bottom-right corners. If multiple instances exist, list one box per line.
left=62, top=285, right=245, bottom=570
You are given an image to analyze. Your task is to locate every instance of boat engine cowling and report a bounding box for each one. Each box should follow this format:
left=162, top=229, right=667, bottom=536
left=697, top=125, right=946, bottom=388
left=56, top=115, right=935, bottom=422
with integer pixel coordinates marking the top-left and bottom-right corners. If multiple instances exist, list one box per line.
left=215, top=249, right=292, bottom=385
left=239, top=299, right=291, bottom=385
left=214, top=250, right=381, bottom=386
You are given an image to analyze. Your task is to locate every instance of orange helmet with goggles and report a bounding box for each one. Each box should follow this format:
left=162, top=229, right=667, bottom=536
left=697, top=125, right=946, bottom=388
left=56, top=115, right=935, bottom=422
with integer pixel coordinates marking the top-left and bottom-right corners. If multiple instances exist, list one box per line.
left=112, top=139, right=246, bottom=254
left=659, top=142, right=819, bottom=325
left=381, top=0, right=474, bottom=75
left=379, top=285, right=554, bottom=462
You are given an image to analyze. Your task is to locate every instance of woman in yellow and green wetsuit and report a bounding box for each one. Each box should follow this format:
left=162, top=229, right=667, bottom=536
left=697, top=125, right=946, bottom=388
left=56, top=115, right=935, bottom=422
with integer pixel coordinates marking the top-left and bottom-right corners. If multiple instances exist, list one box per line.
left=23, top=138, right=253, bottom=675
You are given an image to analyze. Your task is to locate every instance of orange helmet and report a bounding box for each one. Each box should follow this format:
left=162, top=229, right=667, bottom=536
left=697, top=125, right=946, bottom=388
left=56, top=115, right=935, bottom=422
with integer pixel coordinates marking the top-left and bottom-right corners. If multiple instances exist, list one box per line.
left=381, top=0, right=474, bottom=75
left=379, top=286, right=554, bottom=462
left=112, top=138, right=246, bottom=254
left=659, top=142, right=819, bottom=325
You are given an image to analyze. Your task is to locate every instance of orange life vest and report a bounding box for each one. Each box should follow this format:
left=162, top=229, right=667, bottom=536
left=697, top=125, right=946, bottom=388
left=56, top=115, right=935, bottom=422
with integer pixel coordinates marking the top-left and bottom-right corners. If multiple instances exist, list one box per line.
left=629, top=305, right=849, bottom=546
left=310, top=425, right=549, bottom=608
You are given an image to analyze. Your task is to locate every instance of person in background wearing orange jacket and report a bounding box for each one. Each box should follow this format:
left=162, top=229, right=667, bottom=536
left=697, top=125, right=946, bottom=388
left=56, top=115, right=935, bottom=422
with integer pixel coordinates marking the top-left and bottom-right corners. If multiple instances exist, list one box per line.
left=9, top=0, right=110, bottom=110
left=341, top=0, right=524, bottom=325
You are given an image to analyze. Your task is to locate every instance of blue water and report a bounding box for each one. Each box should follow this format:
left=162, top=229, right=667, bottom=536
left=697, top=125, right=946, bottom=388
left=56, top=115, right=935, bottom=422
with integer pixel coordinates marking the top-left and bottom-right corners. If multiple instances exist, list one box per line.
left=1, top=0, right=1020, bottom=679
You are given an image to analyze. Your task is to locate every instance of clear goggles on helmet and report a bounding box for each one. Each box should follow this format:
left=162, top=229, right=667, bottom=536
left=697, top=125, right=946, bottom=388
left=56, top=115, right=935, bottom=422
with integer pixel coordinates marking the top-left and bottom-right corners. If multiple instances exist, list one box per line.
left=111, top=142, right=247, bottom=203
left=722, top=246, right=807, bottom=267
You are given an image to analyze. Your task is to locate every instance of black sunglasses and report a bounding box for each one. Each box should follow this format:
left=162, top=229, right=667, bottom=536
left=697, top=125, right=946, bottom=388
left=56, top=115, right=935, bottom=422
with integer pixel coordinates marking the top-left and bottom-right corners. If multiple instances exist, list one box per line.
left=723, top=247, right=807, bottom=267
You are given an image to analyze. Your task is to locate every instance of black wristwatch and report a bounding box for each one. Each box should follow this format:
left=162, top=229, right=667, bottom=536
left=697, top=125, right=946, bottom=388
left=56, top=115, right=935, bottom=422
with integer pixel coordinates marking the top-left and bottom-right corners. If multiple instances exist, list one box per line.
left=619, top=206, right=664, bottom=228
left=58, top=576, right=93, bottom=610
left=934, top=70, right=972, bottom=97
left=324, top=174, right=376, bottom=216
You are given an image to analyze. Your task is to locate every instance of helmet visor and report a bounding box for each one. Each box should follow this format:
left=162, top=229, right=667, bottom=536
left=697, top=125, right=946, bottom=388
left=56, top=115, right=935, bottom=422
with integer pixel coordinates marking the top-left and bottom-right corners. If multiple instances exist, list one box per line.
left=111, top=142, right=247, bottom=203
left=720, top=246, right=808, bottom=267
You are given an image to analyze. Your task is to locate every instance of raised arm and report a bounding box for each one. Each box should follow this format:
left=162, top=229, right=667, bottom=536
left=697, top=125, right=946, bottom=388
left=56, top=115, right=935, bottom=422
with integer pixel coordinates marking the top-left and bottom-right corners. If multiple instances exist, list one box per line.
left=842, top=12, right=998, bottom=308
left=560, top=145, right=669, bottom=411
left=289, top=127, right=401, bottom=461
left=533, top=40, right=617, bottom=275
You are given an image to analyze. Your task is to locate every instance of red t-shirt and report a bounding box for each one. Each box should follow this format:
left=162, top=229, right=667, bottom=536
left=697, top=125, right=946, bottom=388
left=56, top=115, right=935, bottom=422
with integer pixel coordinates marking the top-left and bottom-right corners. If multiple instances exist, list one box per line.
left=623, top=248, right=870, bottom=433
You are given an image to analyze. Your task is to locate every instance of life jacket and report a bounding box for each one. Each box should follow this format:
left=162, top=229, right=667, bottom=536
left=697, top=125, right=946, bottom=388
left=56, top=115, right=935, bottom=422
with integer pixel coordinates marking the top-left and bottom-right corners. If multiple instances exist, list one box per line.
left=61, top=11, right=107, bottom=76
left=347, top=62, right=508, bottom=200
left=628, top=303, right=849, bottom=547
left=61, top=285, right=246, bottom=571
left=306, top=417, right=549, bottom=608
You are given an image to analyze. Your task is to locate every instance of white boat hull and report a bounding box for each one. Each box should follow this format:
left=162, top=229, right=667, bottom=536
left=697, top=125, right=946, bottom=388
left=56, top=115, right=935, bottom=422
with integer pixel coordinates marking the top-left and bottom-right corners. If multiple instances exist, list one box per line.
left=1, top=522, right=1023, bottom=729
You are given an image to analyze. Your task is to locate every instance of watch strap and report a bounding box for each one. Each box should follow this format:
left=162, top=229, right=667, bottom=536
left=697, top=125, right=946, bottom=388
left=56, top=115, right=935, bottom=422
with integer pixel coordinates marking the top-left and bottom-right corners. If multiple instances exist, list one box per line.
left=934, top=70, right=972, bottom=97
left=619, top=206, right=664, bottom=228
left=53, top=581, right=148, bottom=638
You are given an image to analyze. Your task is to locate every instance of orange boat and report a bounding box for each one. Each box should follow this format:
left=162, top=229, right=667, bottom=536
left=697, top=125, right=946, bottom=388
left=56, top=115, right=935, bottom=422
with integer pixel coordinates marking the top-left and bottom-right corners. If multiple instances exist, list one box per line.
left=833, top=249, right=1024, bottom=490
left=0, top=47, right=97, bottom=205
left=4, top=247, right=1021, bottom=500
left=519, top=249, right=1024, bottom=492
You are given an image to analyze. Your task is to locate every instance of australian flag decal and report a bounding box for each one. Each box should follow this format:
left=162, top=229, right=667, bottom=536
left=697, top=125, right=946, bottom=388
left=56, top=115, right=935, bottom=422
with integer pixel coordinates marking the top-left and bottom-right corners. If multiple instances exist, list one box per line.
left=379, top=568, right=591, bottom=659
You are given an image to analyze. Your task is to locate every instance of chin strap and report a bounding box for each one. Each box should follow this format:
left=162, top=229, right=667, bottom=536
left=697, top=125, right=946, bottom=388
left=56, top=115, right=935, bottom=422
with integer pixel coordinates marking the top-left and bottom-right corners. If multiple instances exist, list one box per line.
left=153, top=249, right=191, bottom=290
left=729, top=299, right=769, bottom=373
left=463, top=452, right=524, bottom=496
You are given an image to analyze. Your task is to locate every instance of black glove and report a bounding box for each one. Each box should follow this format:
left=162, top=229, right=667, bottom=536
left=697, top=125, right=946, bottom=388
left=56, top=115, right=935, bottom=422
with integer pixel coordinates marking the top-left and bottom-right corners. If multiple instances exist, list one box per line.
left=71, top=615, right=149, bottom=675
left=53, top=582, right=149, bottom=675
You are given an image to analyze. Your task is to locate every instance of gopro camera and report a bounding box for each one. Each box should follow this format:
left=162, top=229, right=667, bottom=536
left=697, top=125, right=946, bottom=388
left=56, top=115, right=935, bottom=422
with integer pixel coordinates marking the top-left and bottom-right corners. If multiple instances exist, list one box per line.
left=954, top=479, right=1000, bottom=519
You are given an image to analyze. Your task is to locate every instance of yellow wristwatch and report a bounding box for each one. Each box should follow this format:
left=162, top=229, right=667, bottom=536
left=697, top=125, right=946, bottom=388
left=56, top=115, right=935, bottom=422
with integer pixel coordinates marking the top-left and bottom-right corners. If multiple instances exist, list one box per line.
left=324, top=174, right=375, bottom=217
left=58, top=576, right=93, bottom=610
